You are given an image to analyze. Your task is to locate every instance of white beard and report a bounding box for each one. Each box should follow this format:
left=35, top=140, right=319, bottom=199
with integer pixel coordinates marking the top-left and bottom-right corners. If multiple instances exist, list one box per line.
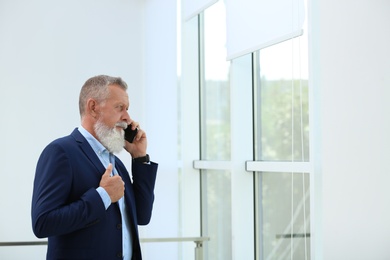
left=94, top=120, right=127, bottom=154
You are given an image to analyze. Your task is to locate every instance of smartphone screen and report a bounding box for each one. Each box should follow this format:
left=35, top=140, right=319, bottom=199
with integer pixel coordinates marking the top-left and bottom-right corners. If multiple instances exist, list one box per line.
left=124, top=125, right=138, bottom=143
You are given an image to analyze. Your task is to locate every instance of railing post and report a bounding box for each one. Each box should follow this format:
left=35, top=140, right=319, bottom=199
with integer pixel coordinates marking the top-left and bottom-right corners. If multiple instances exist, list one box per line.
left=194, top=240, right=203, bottom=260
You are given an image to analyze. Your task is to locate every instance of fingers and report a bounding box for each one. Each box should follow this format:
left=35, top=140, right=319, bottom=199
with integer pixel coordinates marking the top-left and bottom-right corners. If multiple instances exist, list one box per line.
left=102, top=163, right=113, bottom=178
left=99, top=164, right=125, bottom=203
left=103, top=176, right=125, bottom=203
left=126, top=122, right=146, bottom=143
left=134, top=128, right=146, bottom=142
left=124, top=120, right=148, bottom=158
left=106, top=163, right=113, bottom=174
left=129, top=121, right=140, bottom=130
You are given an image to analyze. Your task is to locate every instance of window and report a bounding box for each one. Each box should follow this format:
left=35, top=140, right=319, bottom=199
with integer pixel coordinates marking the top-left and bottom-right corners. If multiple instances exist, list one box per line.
left=254, top=30, right=310, bottom=260
left=182, top=1, right=310, bottom=259
left=200, top=2, right=232, bottom=259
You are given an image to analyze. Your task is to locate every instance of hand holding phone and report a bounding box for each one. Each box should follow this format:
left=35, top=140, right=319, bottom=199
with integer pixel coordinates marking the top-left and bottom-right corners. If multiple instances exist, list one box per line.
left=124, top=124, right=138, bottom=143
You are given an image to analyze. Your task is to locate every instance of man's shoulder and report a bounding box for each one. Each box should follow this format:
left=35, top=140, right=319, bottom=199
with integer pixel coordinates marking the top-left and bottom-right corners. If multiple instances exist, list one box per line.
left=45, top=128, right=82, bottom=150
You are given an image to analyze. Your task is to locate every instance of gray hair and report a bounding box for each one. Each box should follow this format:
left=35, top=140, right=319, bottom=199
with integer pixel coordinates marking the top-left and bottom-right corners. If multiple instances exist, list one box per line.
left=79, top=75, right=128, bottom=116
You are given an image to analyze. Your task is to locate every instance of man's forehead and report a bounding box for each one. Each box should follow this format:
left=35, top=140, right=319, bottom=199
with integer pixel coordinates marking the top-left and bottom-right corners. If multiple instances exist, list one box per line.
left=108, top=84, right=128, bottom=97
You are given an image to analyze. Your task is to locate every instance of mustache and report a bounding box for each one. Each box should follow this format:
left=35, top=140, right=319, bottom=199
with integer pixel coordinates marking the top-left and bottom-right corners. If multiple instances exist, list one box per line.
left=115, top=122, right=128, bottom=129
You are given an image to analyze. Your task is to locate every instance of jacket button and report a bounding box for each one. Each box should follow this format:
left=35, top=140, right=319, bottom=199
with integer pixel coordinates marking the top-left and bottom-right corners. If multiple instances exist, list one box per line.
left=117, top=223, right=122, bottom=229
left=116, top=252, right=123, bottom=258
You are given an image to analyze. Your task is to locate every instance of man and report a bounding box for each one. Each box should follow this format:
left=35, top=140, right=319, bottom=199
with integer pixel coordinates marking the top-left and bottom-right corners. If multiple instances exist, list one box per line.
left=31, top=75, right=158, bottom=260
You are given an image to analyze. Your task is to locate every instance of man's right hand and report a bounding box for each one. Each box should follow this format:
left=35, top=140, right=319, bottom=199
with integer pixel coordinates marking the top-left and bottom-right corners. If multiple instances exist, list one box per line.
left=99, top=164, right=125, bottom=203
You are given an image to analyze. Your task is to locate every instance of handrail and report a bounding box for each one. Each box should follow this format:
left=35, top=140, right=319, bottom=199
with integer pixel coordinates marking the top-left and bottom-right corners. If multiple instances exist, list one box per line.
left=0, top=237, right=210, bottom=260
left=141, top=237, right=209, bottom=243
left=0, top=241, right=47, bottom=246
left=0, top=237, right=210, bottom=246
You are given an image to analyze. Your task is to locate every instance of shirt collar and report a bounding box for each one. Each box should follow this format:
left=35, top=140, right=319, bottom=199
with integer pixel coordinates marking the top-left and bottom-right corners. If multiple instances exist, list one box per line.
left=78, top=126, right=109, bottom=157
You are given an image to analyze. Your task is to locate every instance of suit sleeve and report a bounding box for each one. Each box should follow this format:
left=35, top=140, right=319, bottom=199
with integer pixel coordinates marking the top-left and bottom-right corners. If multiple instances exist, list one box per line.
left=131, top=161, right=158, bottom=225
left=31, top=142, right=106, bottom=238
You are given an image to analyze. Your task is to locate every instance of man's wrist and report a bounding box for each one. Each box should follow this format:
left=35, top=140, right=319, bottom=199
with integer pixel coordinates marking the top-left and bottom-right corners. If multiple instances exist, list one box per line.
left=132, top=154, right=150, bottom=164
left=96, top=187, right=111, bottom=209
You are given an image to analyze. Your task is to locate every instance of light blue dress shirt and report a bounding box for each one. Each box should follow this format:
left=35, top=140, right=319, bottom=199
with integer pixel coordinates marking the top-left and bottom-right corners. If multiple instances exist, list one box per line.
left=78, top=126, right=132, bottom=259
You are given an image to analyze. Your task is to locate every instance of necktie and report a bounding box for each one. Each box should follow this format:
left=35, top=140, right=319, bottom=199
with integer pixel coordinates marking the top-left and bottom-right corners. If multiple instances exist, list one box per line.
left=109, top=153, right=116, bottom=176
left=108, top=153, right=133, bottom=259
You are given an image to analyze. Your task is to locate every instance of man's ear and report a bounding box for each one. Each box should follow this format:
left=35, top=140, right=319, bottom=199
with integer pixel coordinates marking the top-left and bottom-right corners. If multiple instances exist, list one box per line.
left=86, top=98, right=98, bottom=118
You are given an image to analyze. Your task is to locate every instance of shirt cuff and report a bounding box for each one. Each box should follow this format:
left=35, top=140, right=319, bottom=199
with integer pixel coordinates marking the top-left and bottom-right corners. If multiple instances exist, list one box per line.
left=96, top=187, right=111, bottom=210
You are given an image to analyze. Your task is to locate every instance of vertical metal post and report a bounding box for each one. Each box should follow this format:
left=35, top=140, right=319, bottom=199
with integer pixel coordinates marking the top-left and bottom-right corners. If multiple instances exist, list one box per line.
left=194, top=241, right=203, bottom=260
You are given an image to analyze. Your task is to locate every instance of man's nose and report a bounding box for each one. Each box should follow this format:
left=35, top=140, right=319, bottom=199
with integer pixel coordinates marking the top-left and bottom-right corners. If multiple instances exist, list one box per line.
left=122, top=111, right=131, bottom=124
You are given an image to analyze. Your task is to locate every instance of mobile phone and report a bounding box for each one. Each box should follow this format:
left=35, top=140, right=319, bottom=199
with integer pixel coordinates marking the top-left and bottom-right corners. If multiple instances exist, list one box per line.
left=124, top=124, right=138, bottom=143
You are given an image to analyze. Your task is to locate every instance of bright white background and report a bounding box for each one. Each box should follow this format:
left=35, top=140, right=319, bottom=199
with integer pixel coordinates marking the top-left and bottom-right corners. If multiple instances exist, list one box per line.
left=1, top=0, right=390, bottom=259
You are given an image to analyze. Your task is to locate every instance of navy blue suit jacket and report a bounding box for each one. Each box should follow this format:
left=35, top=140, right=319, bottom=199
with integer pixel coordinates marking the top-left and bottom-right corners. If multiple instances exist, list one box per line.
left=31, top=128, right=157, bottom=260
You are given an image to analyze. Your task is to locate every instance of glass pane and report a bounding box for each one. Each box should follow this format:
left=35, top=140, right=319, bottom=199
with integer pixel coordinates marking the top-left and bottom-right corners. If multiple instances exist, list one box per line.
left=254, top=15, right=311, bottom=260
left=201, top=1, right=231, bottom=161
left=257, top=36, right=309, bottom=162
left=201, top=170, right=232, bottom=260
left=200, top=2, right=232, bottom=260
left=259, top=172, right=310, bottom=260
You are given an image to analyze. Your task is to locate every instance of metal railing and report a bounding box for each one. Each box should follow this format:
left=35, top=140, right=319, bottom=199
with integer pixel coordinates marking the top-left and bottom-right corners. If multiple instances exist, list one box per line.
left=0, top=237, right=210, bottom=260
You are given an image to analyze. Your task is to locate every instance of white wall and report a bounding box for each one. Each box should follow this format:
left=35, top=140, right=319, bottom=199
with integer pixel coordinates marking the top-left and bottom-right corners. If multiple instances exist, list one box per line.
left=311, top=0, right=390, bottom=259
left=0, top=0, right=179, bottom=259
left=138, top=0, right=180, bottom=259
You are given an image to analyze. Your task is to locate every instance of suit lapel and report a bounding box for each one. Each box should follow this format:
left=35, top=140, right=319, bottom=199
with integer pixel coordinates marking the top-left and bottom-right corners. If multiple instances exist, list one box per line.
left=72, top=128, right=137, bottom=228
left=71, top=128, right=106, bottom=176
left=114, top=157, right=138, bottom=227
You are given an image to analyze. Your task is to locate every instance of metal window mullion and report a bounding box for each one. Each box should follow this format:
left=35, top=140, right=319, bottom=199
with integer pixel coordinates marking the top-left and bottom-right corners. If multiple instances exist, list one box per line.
left=197, top=12, right=207, bottom=258
left=252, top=50, right=262, bottom=260
left=193, top=160, right=231, bottom=170
left=193, top=160, right=311, bottom=173
left=246, top=161, right=311, bottom=173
